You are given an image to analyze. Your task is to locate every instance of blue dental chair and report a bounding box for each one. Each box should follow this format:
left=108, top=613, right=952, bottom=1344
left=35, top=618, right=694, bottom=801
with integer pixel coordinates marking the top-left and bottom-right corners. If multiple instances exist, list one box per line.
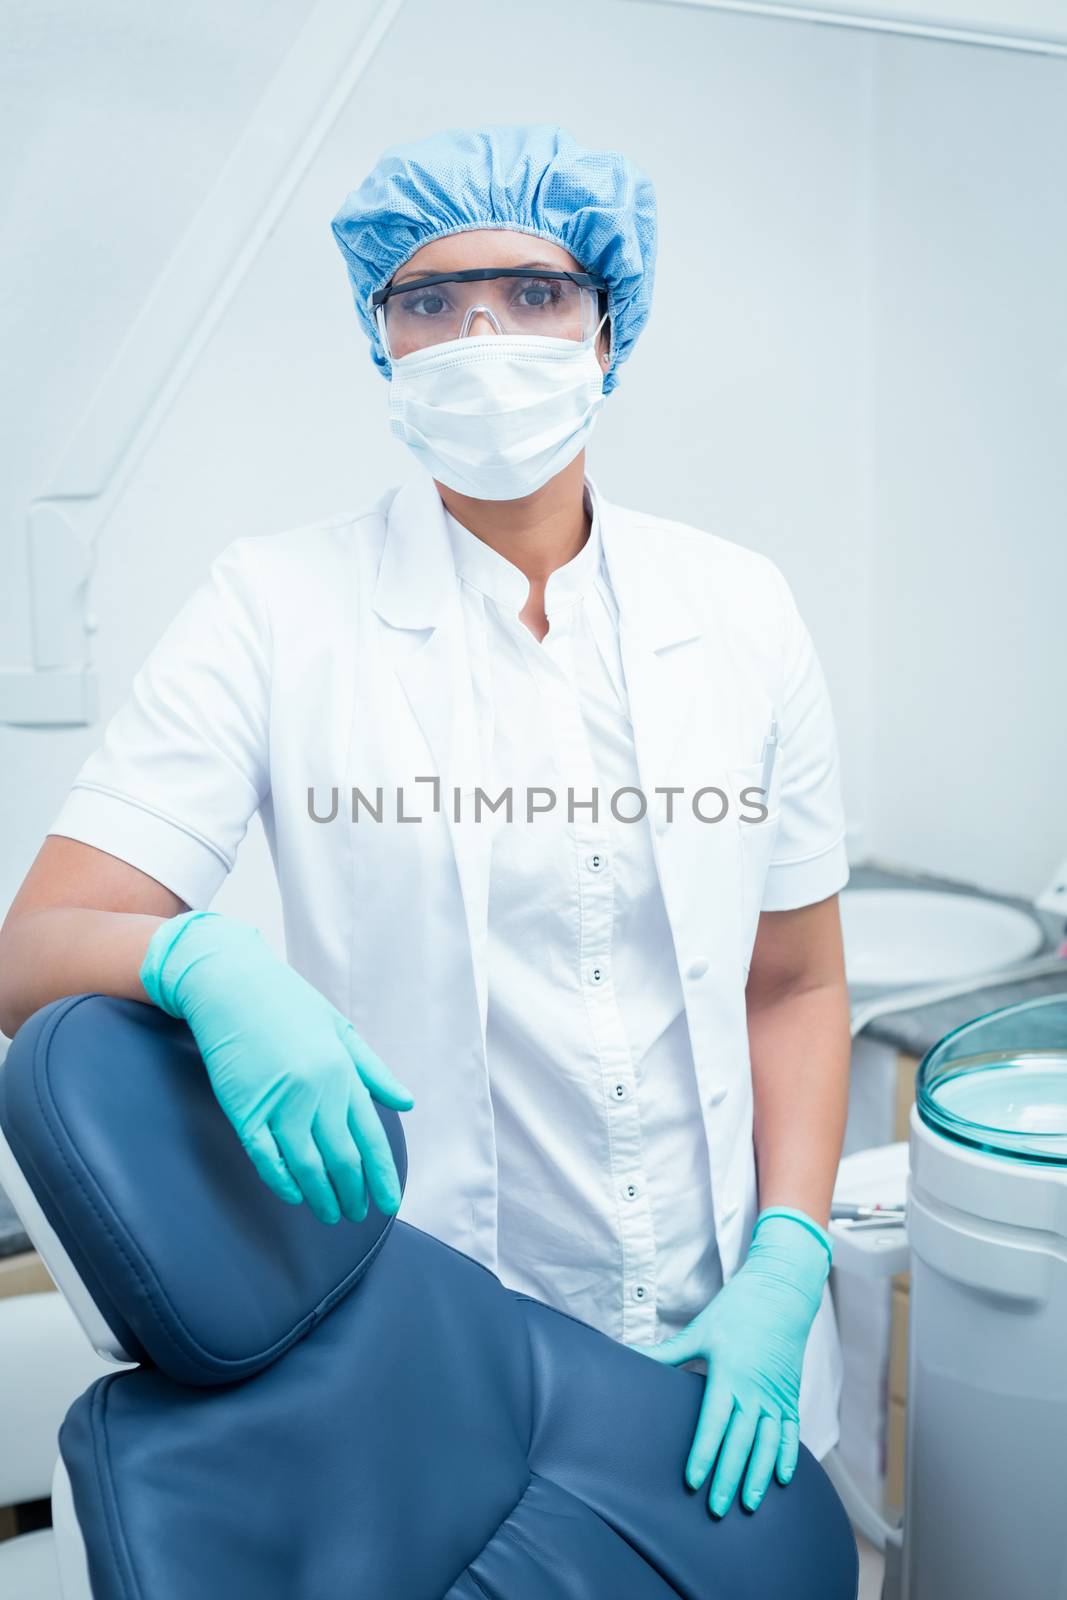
left=0, top=992, right=859, bottom=1599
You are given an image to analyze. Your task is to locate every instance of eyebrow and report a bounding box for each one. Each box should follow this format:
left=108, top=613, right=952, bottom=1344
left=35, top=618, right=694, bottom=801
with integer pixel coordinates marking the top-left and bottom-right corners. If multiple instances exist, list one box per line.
left=393, top=258, right=564, bottom=285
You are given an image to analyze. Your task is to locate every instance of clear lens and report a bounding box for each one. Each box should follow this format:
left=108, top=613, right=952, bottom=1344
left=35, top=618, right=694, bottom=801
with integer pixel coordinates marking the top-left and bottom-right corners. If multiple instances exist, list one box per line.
left=917, top=995, right=1067, bottom=1165
left=380, top=272, right=601, bottom=358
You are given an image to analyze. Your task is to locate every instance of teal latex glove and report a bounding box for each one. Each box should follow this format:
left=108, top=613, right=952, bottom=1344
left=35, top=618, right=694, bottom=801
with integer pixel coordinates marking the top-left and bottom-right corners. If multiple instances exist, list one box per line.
left=139, top=910, right=415, bottom=1226
left=625, top=1208, right=832, bottom=1517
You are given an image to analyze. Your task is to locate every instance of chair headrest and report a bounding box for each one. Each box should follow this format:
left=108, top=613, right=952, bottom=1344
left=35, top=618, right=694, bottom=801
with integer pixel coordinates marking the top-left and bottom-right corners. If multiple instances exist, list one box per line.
left=0, top=993, right=406, bottom=1386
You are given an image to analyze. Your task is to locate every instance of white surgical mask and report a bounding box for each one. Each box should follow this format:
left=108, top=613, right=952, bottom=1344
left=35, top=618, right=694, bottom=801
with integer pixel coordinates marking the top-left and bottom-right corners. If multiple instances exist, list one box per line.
left=387, top=322, right=608, bottom=501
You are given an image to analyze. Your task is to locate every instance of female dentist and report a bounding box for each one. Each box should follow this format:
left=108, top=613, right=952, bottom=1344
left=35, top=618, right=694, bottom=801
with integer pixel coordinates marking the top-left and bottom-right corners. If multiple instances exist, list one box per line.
left=0, top=125, right=852, bottom=1524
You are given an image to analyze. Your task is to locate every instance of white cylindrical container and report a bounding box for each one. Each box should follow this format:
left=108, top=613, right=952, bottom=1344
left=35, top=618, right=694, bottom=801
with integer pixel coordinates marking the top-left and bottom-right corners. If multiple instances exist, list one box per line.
left=903, top=994, right=1067, bottom=1600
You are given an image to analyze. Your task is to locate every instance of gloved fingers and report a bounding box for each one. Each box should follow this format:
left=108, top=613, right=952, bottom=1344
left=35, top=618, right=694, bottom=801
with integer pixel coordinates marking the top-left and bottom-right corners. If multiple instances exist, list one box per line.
left=776, top=1415, right=801, bottom=1485
left=708, top=1404, right=760, bottom=1517
left=272, top=1123, right=342, bottom=1225
left=311, top=1089, right=369, bottom=1224
left=685, top=1373, right=734, bottom=1493
left=344, top=1077, right=403, bottom=1216
left=741, top=1412, right=781, bottom=1511
left=338, top=1021, right=416, bottom=1109
left=243, top=1124, right=304, bottom=1207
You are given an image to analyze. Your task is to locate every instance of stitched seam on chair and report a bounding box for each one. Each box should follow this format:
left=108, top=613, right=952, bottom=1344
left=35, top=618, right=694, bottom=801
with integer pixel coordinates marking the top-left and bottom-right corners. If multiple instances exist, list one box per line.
left=546, top=1478, right=686, bottom=1600
left=414, top=1226, right=510, bottom=1286
left=31, top=993, right=395, bottom=1376
left=479, top=1318, right=686, bottom=1600
left=487, top=1486, right=560, bottom=1570
left=87, top=1376, right=140, bottom=1600
left=525, top=1471, right=686, bottom=1600
left=446, top=1475, right=536, bottom=1600
left=510, top=1292, right=599, bottom=1337
left=464, top=1563, right=496, bottom=1600
left=481, top=1502, right=547, bottom=1585
left=31, top=998, right=288, bottom=1371
left=520, top=1288, right=537, bottom=1462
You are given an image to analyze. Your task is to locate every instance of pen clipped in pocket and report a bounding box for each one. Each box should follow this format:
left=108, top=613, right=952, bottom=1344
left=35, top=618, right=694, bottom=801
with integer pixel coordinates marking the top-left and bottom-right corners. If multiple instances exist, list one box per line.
left=730, top=716, right=781, bottom=825
left=729, top=718, right=783, bottom=973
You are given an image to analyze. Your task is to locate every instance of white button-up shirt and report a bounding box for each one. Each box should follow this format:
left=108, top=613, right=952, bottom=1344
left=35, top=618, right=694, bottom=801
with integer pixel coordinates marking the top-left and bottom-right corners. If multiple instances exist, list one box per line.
left=46, top=468, right=851, bottom=1455
left=443, top=489, right=722, bottom=1347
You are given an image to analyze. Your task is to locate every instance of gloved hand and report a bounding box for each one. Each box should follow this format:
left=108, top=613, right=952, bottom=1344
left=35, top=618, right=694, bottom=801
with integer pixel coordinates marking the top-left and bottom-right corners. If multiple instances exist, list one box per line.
left=625, top=1207, right=831, bottom=1517
left=139, top=910, right=415, bottom=1226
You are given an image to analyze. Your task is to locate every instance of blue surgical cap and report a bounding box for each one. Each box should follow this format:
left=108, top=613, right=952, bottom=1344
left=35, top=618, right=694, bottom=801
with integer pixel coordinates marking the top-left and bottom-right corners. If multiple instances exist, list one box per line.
left=330, top=123, right=657, bottom=396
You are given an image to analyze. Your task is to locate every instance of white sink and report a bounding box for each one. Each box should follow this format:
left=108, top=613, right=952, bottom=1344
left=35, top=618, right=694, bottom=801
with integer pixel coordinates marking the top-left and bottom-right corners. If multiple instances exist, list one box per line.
left=839, top=887, right=1045, bottom=988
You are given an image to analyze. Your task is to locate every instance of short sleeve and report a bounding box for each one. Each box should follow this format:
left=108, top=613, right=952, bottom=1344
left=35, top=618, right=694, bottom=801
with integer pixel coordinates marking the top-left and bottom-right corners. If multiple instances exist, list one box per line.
left=47, top=538, right=271, bottom=909
left=760, top=571, right=850, bottom=912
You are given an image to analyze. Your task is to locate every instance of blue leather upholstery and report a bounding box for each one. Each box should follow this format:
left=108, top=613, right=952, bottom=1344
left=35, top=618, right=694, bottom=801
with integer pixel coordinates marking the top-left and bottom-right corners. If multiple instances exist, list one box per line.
left=1, top=994, right=859, bottom=1599
left=0, top=994, right=403, bottom=1384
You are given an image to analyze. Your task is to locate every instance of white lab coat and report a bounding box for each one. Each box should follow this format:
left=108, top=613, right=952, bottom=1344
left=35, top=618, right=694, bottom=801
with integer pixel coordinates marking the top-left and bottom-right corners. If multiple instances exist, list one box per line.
left=49, top=469, right=850, bottom=1457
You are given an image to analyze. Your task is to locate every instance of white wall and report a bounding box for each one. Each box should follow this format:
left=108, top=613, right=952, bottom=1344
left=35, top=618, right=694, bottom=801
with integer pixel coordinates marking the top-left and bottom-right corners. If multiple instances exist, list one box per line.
left=1, top=0, right=1062, bottom=948
left=865, top=31, right=1067, bottom=895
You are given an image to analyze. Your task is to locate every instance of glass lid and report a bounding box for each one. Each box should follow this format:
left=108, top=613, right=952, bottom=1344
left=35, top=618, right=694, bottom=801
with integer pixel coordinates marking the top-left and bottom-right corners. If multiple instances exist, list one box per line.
left=917, top=994, right=1067, bottom=1165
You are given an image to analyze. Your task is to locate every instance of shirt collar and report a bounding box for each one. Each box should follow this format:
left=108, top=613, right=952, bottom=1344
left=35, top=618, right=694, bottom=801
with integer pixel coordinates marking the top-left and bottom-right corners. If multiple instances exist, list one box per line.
left=443, top=479, right=604, bottom=619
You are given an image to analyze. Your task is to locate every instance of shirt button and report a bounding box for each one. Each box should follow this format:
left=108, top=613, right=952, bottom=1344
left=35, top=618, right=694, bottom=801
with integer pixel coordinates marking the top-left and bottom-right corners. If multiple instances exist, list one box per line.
left=623, top=1181, right=640, bottom=1200
left=709, top=1085, right=729, bottom=1107
left=590, top=966, right=605, bottom=985
left=687, top=958, right=709, bottom=980
left=587, top=852, right=606, bottom=871
left=632, top=1285, right=647, bottom=1301
left=612, top=1082, right=627, bottom=1100
left=721, top=1203, right=739, bottom=1226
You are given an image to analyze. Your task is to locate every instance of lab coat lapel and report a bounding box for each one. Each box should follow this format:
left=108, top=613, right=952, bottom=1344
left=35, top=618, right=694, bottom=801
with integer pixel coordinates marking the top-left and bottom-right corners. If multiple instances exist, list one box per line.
left=372, top=474, right=460, bottom=778
left=595, top=482, right=744, bottom=990
left=595, top=484, right=707, bottom=791
left=372, top=473, right=492, bottom=1044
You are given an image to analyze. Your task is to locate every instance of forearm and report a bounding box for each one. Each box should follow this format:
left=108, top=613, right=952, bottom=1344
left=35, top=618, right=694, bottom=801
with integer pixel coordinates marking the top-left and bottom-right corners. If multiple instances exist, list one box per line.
left=746, top=976, right=851, bottom=1230
left=0, top=908, right=166, bottom=1038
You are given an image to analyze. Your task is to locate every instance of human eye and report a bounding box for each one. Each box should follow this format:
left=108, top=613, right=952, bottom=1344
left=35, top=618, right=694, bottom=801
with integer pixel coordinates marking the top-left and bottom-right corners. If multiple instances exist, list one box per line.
left=399, top=288, right=453, bottom=319
left=513, top=277, right=565, bottom=311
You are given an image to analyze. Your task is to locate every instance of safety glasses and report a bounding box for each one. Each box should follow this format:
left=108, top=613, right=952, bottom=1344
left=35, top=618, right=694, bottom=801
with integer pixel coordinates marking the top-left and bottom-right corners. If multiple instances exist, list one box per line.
left=371, top=267, right=610, bottom=361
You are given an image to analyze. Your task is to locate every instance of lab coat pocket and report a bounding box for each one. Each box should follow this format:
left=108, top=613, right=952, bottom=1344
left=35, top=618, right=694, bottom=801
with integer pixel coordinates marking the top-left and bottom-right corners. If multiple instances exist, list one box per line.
left=728, top=756, right=783, bottom=976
